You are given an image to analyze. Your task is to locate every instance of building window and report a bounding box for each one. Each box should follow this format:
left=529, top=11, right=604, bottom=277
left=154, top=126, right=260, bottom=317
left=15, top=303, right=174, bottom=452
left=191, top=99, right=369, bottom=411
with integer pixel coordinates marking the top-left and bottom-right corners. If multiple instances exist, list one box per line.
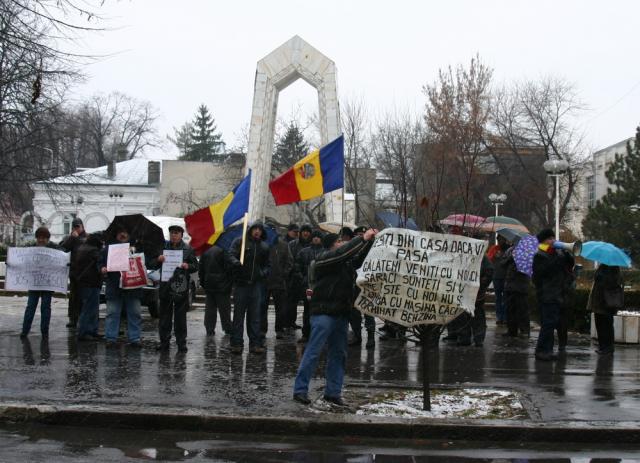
left=587, top=176, right=595, bottom=208
left=63, top=213, right=76, bottom=235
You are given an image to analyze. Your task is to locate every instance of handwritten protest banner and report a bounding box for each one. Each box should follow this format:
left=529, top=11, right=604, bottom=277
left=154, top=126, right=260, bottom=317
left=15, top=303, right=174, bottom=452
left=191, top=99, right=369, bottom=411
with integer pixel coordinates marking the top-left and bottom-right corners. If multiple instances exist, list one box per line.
left=106, top=243, right=130, bottom=272
left=161, top=250, right=183, bottom=282
left=6, top=247, right=70, bottom=293
left=354, top=228, right=488, bottom=327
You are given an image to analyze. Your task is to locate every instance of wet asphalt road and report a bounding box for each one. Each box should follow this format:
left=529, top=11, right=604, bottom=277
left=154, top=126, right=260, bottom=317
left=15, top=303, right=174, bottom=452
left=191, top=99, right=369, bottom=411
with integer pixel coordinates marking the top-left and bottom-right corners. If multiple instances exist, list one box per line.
left=2, top=423, right=640, bottom=462
left=0, top=295, right=639, bottom=424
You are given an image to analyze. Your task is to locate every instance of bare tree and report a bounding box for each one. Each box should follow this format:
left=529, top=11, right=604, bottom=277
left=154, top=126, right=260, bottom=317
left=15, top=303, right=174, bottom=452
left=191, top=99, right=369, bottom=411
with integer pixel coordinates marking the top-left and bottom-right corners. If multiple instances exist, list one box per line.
left=74, top=92, right=160, bottom=166
left=372, top=109, right=424, bottom=223
left=341, top=94, right=375, bottom=225
left=422, top=55, right=493, bottom=224
left=489, top=77, right=589, bottom=228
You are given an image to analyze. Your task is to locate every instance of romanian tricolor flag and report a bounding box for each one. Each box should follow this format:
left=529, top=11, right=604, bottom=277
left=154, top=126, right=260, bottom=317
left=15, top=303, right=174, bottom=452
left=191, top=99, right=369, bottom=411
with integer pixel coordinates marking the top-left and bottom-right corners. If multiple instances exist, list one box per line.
left=185, top=171, right=251, bottom=255
left=269, top=135, right=344, bottom=206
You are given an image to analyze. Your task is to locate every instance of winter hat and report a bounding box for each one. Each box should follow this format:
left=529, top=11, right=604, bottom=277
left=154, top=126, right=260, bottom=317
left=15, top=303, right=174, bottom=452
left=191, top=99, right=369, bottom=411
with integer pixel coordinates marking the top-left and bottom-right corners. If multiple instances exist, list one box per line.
left=300, top=224, right=312, bottom=233
left=322, top=233, right=340, bottom=249
left=71, top=217, right=83, bottom=227
left=311, top=230, right=324, bottom=240
left=287, top=223, right=299, bottom=231
left=536, top=228, right=555, bottom=243
left=353, top=226, right=367, bottom=235
left=339, top=226, right=354, bottom=239
left=168, top=225, right=184, bottom=234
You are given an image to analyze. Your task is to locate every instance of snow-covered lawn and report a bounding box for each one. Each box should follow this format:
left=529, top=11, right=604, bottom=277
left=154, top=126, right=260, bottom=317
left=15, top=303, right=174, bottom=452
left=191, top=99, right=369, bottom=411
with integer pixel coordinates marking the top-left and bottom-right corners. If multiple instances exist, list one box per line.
left=354, top=388, right=527, bottom=419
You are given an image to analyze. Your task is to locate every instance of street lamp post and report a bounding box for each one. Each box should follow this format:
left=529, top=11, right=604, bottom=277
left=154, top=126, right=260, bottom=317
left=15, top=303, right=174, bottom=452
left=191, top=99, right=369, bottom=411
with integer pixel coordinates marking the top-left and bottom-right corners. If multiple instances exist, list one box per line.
left=488, top=193, right=507, bottom=240
left=543, top=157, right=569, bottom=240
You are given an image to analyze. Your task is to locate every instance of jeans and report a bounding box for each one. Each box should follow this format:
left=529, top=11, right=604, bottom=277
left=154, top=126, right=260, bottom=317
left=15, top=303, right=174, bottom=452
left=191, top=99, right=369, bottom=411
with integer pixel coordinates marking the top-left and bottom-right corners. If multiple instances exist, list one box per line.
left=77, top=287, right=100, bottom=338
left=493, top=279, right=506, bottom=322
left=231, top=282, right=265, bottom=348
left=204, top=291, right=232, bottom=335
left=22, top=291, right=52, bottom=336
left=536, top=302, right=560, bottom=354
left=293, top=314, right=349, bottom=399
left=105, top=295, right=142, bottom=342
left=159, top=294, right=188, bottom=347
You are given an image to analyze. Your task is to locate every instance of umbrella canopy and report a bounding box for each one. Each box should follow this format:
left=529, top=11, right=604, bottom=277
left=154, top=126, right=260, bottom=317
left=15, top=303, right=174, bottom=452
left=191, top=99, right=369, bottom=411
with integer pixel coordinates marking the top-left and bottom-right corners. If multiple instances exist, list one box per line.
left=376, top=211, right=418, bottom=230
left=496, top=227, right=526, bottom=245
left=581, top=241, right=632, bottom=268
left=439, top=214, right=485, bottom=228
left=479, top=216, right=529, bottom=233
left=513, top=234, right=539, bottom=277
left=105, top=214, right=165, bottom=257
left=317, top=221, right=357, bottom=234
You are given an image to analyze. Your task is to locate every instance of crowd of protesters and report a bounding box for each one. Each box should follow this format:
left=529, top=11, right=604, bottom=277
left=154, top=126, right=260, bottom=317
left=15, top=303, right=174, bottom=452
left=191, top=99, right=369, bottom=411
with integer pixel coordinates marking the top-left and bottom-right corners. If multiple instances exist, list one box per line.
left=16, top=219, right=623, bottom=405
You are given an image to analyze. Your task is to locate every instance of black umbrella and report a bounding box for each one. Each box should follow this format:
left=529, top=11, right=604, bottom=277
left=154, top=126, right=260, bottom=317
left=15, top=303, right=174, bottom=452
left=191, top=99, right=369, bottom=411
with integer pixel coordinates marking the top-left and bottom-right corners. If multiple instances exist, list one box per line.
left=105, top=214, right=165, bottom=256
left=496, top=227, right=526, bottom=245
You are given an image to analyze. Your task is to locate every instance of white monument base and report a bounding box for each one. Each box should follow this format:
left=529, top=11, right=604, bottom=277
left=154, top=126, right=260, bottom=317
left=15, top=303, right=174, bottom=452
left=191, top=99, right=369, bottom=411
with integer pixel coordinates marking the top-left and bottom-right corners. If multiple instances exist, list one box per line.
left=590, top=312, right=640, bottom=344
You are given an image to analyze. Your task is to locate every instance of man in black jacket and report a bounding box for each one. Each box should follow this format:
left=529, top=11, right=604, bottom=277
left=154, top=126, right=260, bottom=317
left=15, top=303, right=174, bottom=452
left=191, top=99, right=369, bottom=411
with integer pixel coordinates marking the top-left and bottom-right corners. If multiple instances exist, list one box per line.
left=532, top=228, right=574, bottom=361
left=74, top=232, right=104, bottom=341
left=199, top=244, right=233, bottom=336
left=228, top=222, right=270, bottom=354
left=292, top=228, right=377, bottom=406
left=262, top=233, right=292, bottom=339
left=152, top=225, right=198, bottom=353
left=294, top=230, right=324, bottom=342
left=286, top=224, right=312, bottom=330
left=61, top=217, right=87, bottom=328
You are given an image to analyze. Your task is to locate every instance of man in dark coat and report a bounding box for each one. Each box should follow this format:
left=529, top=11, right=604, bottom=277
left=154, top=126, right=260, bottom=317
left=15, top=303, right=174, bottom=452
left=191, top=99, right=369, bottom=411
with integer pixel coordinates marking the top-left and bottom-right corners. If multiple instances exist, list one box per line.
left=588, top=264, right=623, bottom=355
left=457, top=254, right=494, bottom=347
left=199, top=244, right=233, bottom=336
left=503, top=246, right=531, bottom=337
left=60, top=217, right=87, bottom=328
left=489, top=235, right=510, bottom=325
left=74, top=232, right=104, bottom=341
left=294, top=230, right=324, bottom=342
left=532, top=228, right=574, bottom=361
left=292, top=229, right=377, bottom=406
left=286, top=224, right=312, bottom=330
left=284, top=223, right=299, bottom=243
left=262, top=233, right=293, bottom=338
left=151, top=225, right=198, bottom=352
left=228, top=222, right=270, bottom=354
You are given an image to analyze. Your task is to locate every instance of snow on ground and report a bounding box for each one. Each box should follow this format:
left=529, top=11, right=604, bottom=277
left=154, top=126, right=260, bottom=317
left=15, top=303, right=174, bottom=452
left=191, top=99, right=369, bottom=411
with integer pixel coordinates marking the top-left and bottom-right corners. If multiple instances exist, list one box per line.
left=355, top=388, right=527, bottom=419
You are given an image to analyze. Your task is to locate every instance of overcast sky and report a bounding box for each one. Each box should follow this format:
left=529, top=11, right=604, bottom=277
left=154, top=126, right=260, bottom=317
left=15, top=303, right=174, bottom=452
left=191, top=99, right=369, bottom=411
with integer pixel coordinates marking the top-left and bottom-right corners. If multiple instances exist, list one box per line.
left=70, top=0, right=640, bottom=159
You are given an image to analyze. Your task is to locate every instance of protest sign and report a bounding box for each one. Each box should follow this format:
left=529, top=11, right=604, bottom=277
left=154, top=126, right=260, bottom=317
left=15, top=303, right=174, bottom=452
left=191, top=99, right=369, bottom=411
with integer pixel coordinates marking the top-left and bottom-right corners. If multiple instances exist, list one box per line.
left=161, top=249, right=183, bottom=282
left=5, top=247, right=70, bottom=293
left=354, top=228, right=488, bottom=327
left=106, top=243, right=130, bottom=271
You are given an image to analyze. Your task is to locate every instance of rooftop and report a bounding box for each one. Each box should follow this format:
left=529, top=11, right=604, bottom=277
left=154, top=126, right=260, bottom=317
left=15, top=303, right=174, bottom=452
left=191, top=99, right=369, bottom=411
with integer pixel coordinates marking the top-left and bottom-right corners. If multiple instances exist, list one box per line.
left=38, top=158, right=160, bottom=186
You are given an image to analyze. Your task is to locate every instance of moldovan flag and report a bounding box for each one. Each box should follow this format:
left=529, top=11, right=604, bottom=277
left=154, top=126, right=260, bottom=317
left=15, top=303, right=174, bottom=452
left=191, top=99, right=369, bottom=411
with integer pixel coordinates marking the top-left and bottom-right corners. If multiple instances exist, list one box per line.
left=269, top=135, right=344, bottom=206
left=184, top=171, right=251, bottom=255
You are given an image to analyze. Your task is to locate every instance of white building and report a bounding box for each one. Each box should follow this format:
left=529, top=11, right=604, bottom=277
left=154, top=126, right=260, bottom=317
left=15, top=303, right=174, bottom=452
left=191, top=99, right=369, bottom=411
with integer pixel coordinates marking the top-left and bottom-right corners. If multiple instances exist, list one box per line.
left=30, top=159, right=162, bottom=243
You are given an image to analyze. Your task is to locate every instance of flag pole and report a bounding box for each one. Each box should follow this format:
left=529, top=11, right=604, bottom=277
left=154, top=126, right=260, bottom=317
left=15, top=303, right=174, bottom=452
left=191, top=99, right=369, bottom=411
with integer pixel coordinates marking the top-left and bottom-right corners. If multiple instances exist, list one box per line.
left=240, top=213, right=249, bottom=265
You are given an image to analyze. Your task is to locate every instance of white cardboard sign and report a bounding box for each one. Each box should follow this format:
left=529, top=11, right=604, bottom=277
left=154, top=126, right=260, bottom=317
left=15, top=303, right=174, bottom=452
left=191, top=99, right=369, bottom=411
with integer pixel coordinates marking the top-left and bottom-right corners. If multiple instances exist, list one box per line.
left=5, top=247, right=70, bottom=293
left=354, top=228, right=487, bottom=327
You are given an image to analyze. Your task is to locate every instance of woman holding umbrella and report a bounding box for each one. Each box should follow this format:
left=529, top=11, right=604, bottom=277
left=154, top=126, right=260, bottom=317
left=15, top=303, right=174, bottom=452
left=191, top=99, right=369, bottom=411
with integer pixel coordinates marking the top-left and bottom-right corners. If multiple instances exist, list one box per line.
left=588, top=264, right=623, bottom=355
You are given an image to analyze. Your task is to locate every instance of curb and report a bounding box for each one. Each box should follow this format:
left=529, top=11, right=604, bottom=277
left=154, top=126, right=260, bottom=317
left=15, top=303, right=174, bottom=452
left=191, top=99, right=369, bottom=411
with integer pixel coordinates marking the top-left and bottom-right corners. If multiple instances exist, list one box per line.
left=1, top=403, right=639, bottom=444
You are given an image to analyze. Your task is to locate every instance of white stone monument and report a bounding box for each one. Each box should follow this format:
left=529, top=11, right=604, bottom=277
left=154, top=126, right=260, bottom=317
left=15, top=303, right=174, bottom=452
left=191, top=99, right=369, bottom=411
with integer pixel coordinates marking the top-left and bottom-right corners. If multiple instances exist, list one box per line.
left=246, top=35, right=342, bottom=223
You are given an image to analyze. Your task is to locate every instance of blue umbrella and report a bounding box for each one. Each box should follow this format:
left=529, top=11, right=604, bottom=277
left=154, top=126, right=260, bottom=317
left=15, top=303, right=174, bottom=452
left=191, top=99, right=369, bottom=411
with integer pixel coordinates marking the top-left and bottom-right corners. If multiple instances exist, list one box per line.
left=581, top=241, right=632, bottom=268
left=513, top=234, right=538, bottom=277
left=376, top=211, right=418, bottom=230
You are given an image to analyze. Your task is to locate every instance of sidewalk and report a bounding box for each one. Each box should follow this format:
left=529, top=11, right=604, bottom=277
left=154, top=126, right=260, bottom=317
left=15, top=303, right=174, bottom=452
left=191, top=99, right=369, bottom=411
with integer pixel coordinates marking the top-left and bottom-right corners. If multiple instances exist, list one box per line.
left=0, top=295, right=639, bottom=443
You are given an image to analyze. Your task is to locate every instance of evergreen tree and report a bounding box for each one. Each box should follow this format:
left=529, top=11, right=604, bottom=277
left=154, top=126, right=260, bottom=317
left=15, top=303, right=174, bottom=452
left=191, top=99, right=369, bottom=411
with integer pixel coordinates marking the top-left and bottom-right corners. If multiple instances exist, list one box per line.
left=180, top=104, right=224, bottom=162
left=272, top=122, right=309, bottom=173
left=582, top=127, right=640, bottom=263
left=168, top=122, right=193, bottom=159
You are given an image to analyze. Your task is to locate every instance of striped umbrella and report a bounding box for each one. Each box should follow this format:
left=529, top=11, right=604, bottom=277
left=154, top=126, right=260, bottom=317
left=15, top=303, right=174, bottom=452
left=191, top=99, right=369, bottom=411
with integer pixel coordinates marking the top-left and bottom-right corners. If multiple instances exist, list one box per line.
left=439, top=214, right=485, bottom=228
left=479, top=216, right=529, bottom=233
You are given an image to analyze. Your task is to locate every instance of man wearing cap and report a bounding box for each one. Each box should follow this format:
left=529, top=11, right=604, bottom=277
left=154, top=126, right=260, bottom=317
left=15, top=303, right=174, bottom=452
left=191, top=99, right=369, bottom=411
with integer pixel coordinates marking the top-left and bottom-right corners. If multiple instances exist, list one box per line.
left=152, top=225, right=198, bottom=353
left=285, top=223, right=299, bottom=243
left=294, top=230, right=324, bottom=342
left=228, top=221, right=270, bottom=354
left=532, top=228, right=574, bottom=361
left=61, top=217, right=88, bottom=328
left=293, top=228, right=378, bottom=406
left=286, top=224, right=312, bottom=330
